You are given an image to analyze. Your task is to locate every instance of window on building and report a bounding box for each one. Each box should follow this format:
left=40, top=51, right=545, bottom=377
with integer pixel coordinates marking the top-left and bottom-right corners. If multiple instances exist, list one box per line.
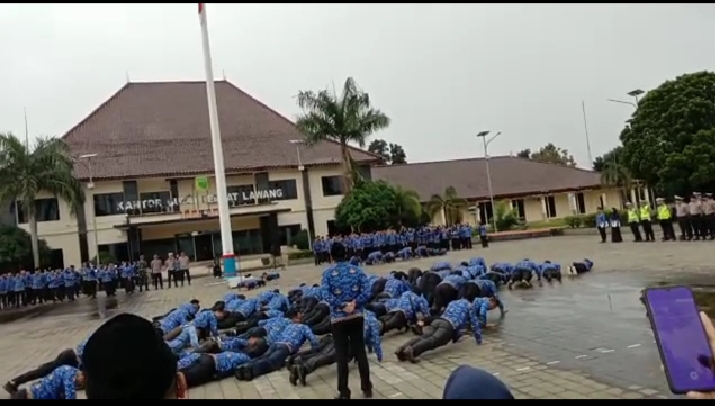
left=255, top=172, right=270, bottom=204
left=14, top=198, right=61, bottom=223
left=576, top=192, right=586, bottom=214
left=477, top=201, right=493, bottom=224
left=94, top=192, right=125, bottom=217
left=138, top=191, right=172, bottom=213
left=269, top=180, right=298, bottom=200
left=321, top=176, right=344, bottom=196
left=546, top=195, right=557, bottom=218
left=278, top=224, right=302, bottom=246
left=327, top=220, right=337, bottom=236
left=511, top=199, right=525, bottom=219
left=169, top=180, right=180, bottom=212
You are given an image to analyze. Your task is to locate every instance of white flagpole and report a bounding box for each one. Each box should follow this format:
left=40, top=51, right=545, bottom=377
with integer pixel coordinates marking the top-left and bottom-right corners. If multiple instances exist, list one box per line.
left=198, top=3, right=236, bottom=278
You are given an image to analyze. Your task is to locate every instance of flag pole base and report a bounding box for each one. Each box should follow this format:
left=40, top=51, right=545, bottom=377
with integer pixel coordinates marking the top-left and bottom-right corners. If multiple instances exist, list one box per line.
left=222, top=253, right=237, bottom=279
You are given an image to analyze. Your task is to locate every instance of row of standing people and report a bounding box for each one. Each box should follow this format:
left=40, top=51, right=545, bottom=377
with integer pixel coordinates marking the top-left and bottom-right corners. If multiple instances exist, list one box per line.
left=313, top=224, right=477, bottom=265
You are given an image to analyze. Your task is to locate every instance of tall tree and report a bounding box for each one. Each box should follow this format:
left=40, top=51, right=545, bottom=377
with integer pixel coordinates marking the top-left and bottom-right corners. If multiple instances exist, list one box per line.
left=426, top=186, right=468, bottom=226
left=620, top=71, right=715, bottom=197
left=0, top=134, right=84, bottom=268
left=393, top=185, right=421, bottom=225
left=593, top=146, right=624, bottom=172
left=516, top=149, right=531, bottom=159
left=388, top=143, right=407, bottom=164
left=526, top=143, right=577, bottom=167
left=368, top=139, right=407, bottom=164
left=296, top=77, right=390, bottom=194
left=368, top=139, right=388, bottom=157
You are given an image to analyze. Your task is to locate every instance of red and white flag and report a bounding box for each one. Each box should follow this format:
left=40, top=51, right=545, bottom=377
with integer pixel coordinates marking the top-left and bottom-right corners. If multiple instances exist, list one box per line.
left=198, top=3, right=204, bottom=14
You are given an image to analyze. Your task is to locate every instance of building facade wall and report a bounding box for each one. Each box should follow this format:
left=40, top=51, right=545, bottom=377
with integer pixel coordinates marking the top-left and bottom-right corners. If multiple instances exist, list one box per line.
left=28, top=165, right=347, bottom=267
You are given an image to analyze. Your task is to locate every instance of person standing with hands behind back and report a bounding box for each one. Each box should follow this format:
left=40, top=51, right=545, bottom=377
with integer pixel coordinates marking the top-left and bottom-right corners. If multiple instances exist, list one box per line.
left=320, top=243, right=372, bottom=399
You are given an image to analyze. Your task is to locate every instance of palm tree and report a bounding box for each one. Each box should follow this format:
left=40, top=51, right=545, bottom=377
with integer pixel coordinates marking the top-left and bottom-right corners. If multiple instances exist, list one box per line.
left=426, top=186, right=468, bottom=226
left=393, top=186, right=422, bottom=225
left=296, top=77, right=390, bottom=194
left=0, top=134, right=84, bottom=268
left=601, top=161, right=634, bottom=207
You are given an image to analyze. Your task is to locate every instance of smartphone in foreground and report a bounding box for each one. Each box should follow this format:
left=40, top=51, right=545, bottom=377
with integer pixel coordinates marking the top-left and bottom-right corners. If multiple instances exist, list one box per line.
left=644, top=286, right=715, bottom=394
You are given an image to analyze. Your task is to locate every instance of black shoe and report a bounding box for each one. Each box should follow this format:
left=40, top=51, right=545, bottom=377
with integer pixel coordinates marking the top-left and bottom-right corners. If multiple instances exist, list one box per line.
left=362, top=388, right=373, bottom=399
left=234, top=367, right=244, bottom=380
left=395, top=348, right=406, bottom=362
left=298, top=364, right=308, bottom=386
left=403, top=346, right=419, bottom=363
left=4, top=380, right=18, bottom=395
left=289, top=365, right=298, bottom=386
left=334, top=393, right=350, bottom=399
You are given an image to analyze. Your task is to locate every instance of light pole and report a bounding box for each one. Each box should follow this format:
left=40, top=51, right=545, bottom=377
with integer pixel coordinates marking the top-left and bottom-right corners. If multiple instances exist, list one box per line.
left=476, top=130, right=501, bottom=233
left=74, top=154, right=100, bottom=268
left=627, top=89, right=644, bottom=105
left=289, top=139, right=312, bottom=249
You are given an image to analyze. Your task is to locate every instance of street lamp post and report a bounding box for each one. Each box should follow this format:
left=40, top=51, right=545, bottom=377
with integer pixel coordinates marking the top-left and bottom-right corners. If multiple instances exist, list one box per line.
left=627, top=89, right=644, bottom=105
left=476, top=130, right=501, bottom=233
left=74, top=153, right=104, bottom=318
left=289, top=139, right=312, bottom=249
left=75, top=154, right=100, bottom=268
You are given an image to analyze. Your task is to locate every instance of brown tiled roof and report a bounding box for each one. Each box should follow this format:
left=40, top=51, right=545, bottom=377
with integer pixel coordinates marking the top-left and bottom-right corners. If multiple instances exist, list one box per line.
left=63, top=81, right=383, bottom=180
left=372, top=156, right=605, bottom=201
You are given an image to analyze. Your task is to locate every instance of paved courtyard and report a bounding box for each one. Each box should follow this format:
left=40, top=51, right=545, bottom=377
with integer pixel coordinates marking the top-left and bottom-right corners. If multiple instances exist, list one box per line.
left=1, top=235, right=713, bottom=399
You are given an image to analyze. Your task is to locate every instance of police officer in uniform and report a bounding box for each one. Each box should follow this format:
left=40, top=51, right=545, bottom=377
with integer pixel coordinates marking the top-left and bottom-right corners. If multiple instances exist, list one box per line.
left=656, top=198, right=675, bottom=241
left=639, top=201, right=655, bottom=242
left=625, top=202, right=642, bottom=242
left=704, top=193, right=715, bottom=240
left=675, top=195, right=691, bottom=240
left=690, top=193, right=704, bottom=240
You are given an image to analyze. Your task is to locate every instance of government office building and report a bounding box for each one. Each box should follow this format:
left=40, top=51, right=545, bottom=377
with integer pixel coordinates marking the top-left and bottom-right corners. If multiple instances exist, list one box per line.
left=17, top=81, right=380, bottom=268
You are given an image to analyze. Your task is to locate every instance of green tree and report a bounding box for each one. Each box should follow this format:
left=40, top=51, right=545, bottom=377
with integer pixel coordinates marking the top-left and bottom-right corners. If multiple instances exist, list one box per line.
left=0, top=134, right=84, bottom=268
left=426, top=186, right=468, bottom=226
left=388, top=143, right=407, bottom=164
left=335, top=181, right=397, bottom=232
left=620, top=71, right=715, bottom=196
left=296, top=77, right=390, bottom=194
left=593, top=146, right=624, bottom=172
left=600, top=161, right=633, bottom=206
left=368, top=139, right=388, bottom=157
left=393, top=185, right=421, bottom=225
left=0, top=224, right=53, bottom=273
left=367, top=139, right=407, bottom=164
left=494, top=201, right=518, bottom=231
left=525, top=143, right=577, bottom=167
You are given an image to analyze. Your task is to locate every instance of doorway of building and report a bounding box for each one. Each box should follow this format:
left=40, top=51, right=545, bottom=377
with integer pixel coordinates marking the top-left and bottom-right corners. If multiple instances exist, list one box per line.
left=194, top=233, right=215, bottom=262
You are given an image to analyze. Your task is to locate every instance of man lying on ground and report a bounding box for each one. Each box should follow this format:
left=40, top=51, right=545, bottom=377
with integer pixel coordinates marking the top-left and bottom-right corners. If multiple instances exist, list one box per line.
left=235, top=309, right=320, bottom=381
left=568, top=258, right=594, bottom=275
left=178, top=351, right=252, bottom=388
left=5, top=337, right=88, bottom=394
left=10, top=365, right=84, bottom=399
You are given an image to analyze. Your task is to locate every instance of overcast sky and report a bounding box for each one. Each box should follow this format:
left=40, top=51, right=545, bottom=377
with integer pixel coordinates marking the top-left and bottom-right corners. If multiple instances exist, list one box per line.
left=1, top=4, right=713, bottom=168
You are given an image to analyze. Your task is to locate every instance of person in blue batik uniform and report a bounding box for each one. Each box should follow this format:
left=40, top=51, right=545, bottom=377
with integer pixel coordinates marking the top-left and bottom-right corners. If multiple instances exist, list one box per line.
left=320, top=243, right=373, bottom=399
left=235, top=308, right=320, bottom=381
left=395, top=297, right=494, bottom=363
left=569, top=258, right=594, bottom=275
left=157, top=299, right=201, bottom=336
left=177, top=351, right=251, bottom=388
left=379, top=291, right=430, bottom=335
left=5, top=338, right=88, bottom=395
left=10, top=365, right=83, bottom=399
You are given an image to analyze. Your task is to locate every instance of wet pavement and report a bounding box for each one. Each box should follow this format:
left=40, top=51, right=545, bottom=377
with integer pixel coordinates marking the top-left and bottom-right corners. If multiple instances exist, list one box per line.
left=1, top=235, right=713, bottom=399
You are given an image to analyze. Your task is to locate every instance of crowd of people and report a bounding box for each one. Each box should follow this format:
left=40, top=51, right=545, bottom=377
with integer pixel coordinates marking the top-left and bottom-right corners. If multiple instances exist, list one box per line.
left=595, top=192, right=715, bottom=244
left=2, top=240, right=602, bottom=400
left=0, top=252, right=194, bottom=311
left=312, top=224, right=489, bottom=265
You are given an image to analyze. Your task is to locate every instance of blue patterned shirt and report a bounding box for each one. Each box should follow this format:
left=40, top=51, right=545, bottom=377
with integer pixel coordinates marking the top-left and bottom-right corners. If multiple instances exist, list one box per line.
left=192, top=310, right=218, bottom=337
left=258, top=317, right=291, bottom=345
left=221, top=337, right=248, bottom=352
left=265, top=295, right=289, bottom=311
left=440, top=274, right=467, bottom=289
left=257, top=291, right=277, bottom=303
left=392, top=291, right=430, bottom=320
left=383, top=278, right=409, bottom=298
left=363, top=310, right=383, bottom=362
left=275, top=323, right=320, bottom=354
left=320, top=262, right=370, bottom=321
left=441, top=299, right=482, bottom=345
left=161, top=307, right=194, bottom=333
left=430, top=262, right=451, bottom=272
left=177, top=353, right=201, bottom=370
left=213, top=351, right=251, bottom=373
left=234, top=299, right=260, bottom=318
left=30, top=365, right=78, bottom=399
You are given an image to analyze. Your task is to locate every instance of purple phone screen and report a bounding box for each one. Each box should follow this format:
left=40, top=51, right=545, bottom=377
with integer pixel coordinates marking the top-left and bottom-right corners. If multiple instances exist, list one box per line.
left=647, top=287, right=715, bottom=393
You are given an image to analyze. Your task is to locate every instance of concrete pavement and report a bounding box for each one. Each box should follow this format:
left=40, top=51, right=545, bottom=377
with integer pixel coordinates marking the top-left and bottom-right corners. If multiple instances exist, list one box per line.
left=1, top=235, right=713, bottom=399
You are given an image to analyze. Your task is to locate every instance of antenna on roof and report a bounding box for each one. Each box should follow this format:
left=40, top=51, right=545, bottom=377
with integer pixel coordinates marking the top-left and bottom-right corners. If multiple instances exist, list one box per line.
left=222, top=69, right=226, bottom=81
left=126, top=71, right=130, bottom=83
left=581, top=100, right=593, bottom=165
left=24, top=108, right=29, bottom=149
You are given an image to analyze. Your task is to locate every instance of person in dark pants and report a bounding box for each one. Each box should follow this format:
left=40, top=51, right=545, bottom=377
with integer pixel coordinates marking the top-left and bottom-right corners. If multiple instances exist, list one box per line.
left=320, top=243, right=372, bottom=399
left=4, top=340, right=86, bottom=395
left=595, top=208, right=607, bottom=243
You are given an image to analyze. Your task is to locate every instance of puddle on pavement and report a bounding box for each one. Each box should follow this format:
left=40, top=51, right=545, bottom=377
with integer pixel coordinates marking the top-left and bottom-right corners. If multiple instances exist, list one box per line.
left=645, top=281, right=715, bottom=318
